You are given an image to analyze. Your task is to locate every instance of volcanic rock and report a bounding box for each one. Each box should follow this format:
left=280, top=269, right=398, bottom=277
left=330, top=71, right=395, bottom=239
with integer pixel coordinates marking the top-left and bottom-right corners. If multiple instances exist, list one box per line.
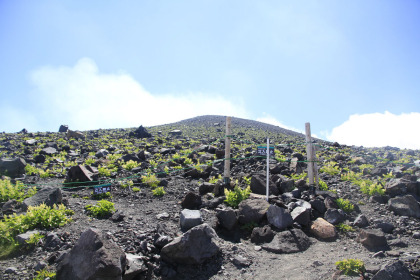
left=261, top=229, right=310, bottom=254
left=160, top=223, right=220, bottom=265
left=56, top=228, right=126, bottom=280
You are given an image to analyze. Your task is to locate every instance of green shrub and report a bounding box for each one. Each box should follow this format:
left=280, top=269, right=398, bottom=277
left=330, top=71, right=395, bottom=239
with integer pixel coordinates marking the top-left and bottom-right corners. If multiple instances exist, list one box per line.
left=0, top=204, right=73, bottom=256
left=123, top=160, right=140, bottom=171
left=152, top=187, right=165, bottom=196
left=142, top=173, right=160, bottom=188
left=0, top=179, right=37, bottom=202
left=336, top=198, right=354, bottom=213
left=85, top=200, right=115, bottom=218
left=335, top=259, right=365, bottom=275
left=91, top=191, right=112, bottom=200
left=335, top=223, right=355, bottom=232
left=33, top=268, right=56, bottom=280
left=132, top=187, right=140, bottom=192
left=224, top=186, right=251, bottom=208
left=25, top=232, right=44, bottom=248
left=240, top=221, right=257, bottom=231
left=320, top=161, right=340, bottom=176
left=359, top=181, right=385, bottom=196
left=318, top=179, right=329, bottom=191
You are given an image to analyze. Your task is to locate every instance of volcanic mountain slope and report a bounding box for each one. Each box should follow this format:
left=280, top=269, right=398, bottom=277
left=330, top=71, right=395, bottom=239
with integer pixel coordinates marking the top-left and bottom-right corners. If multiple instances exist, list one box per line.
left=0, top=115, right=419, bottom=280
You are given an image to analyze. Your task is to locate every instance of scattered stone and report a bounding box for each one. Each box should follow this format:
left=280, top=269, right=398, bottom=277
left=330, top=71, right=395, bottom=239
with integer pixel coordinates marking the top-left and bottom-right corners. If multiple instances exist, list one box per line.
left=357, top=229, right=388, bottom=249
left=237, top=198, right=270, bottom=224
left=310, top=218, right=337, bottom=240
left=324, top=208, right=346, bottom=225
left=291, top=206, right=310, bottom=226
left=180, top=209, right=203, bottom=231
left=22, top=187, right=62, bottom=210
left=124, top=254, right=147, bottom=280
left=216, top=208, right=237, bottom=231
left=250, top=174, right=279, bottom=195
left=169, top=130, right=182, bottom=136
left=40, top=147, right=57, bottom=156
left=59, top=125, right=69, bottom=132
left=251, top=225, right=275, bottom=244
left=95, top=149, right=109, bottom=158
left=376, top=222, right=394, bottom=234
left=66, top=130, right=84, bottom=139
left=181, top=192, right=202, bottom=209
left=2, top=199, right=21, bottom=214
left=388, top=195, right=420, bottom=218
left=199, top=182, right=215, bottom=195
left=16, top=230, right=40, bottom=245
left=56, top=228, right=126, bottom=280
left=161, top=223, right=220, bottom=265
left=4, top=267, right=18, bottom=274
left=154, top=235, right=172, bottom=249
left=413, top=231, right=420, bottom=239
left=261, top=229, right=310, bottom=254
left=66, top=165, right=99, bottom=184
left=44, top=233, right=65, bottom=250
left=385, top=179, right=408, bottom=197
left=129, top=126, right=152, bottom=138
left=232, top=255, right=251, bottom=267
left=371, top=261, right=412, bottom=280
left=0, top=157, right=26, bottom=178
left=353, top=214, right=369, bottom=228
left=267, top=205, right=293, bottom=230
left=156, top=212, right=170, bottom=219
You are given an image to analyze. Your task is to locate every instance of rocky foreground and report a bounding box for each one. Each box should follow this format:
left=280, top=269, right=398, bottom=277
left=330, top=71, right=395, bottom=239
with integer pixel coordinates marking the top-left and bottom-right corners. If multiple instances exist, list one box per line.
left=0, top=115, right=419, bottom=280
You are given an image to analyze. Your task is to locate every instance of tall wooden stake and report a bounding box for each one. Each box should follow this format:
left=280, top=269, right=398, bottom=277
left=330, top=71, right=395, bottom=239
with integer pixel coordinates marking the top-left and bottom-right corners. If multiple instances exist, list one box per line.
left=305, top=123, right=315, bottom=187
left=224, top=116, right=232, bottom=185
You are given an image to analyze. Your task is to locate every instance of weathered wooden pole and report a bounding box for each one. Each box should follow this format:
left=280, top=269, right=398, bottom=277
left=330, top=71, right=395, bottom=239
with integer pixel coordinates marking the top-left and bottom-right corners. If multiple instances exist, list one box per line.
left=305, top=122, right=315, bottom=187
left=224, top=116, right=232, bottom=184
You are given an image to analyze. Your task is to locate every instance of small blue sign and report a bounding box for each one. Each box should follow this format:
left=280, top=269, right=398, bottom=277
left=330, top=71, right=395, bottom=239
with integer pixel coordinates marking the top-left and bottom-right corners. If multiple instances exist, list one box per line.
left=94, top=183, right=112, bottom=195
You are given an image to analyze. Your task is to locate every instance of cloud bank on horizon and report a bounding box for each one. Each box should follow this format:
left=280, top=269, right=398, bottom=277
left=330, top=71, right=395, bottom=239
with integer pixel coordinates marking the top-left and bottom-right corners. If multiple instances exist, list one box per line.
left=1, top=58, right=418, bottom=150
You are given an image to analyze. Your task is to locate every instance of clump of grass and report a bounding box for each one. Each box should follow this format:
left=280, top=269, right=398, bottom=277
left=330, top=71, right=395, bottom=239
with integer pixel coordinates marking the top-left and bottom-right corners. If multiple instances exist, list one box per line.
left=335, top=259, right=365, bottom=275
left=142, top=173, right=160, bottom=188
left=320, top=161, right=340, bottom=176
left=0, top=179, right=37, bottom=202
left=359, top=180, right=385, bottom=196
left=224, top=186, right=251, bottom=208
left=0, top=204, right=73, bottom=258
left=123, top=160, right=140, bottom=171
left=33, top=268, right=56, bottom=280
left=336, top=198, right=354, bottom=213
left=152, top=187, right=165, bottom=196
left=335, top=223, right=355, bottom=232
left=85, top=200, right=115, bottom=218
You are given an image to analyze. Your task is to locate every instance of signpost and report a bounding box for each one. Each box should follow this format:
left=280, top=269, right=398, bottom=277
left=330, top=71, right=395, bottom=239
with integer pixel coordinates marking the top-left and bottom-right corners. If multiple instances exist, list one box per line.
left=93, top=183, right=112, bottom=195
left=256, top=139, right=273, bottom=201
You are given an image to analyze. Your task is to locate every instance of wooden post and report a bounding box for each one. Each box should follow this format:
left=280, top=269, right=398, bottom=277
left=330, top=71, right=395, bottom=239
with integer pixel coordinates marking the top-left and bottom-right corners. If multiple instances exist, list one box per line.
left=305, top=123, right=314, bottom=187
left=224, top=116, right=232, bottom=184
left=313, top=144, right=319, bottom=187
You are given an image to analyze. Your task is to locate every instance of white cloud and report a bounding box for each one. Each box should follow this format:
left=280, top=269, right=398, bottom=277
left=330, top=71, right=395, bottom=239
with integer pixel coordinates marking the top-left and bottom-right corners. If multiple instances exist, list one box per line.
left=5, top=58, right=248, bottom=132
left=326, top=111, right=420, bottom=149
left=256, top=114, right=309, bottom=135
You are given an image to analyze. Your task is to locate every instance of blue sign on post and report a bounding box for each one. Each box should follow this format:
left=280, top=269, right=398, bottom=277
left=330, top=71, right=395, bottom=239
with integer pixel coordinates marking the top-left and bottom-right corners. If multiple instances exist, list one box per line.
left=94, top=183, right=112, bottom=195
left=256, top=146, right=275, bottom=156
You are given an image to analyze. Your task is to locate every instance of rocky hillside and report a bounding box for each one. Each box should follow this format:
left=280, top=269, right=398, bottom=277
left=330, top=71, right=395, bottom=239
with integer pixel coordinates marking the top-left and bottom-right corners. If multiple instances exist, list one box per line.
left=0, top=115, right=419, bottom=280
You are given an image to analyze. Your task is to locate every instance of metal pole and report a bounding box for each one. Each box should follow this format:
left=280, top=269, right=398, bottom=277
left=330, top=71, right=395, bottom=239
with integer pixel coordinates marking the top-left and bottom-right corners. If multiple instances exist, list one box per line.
left=266, top=137, right=269, bottom=201
left=305, top=123, right=315, bottom=190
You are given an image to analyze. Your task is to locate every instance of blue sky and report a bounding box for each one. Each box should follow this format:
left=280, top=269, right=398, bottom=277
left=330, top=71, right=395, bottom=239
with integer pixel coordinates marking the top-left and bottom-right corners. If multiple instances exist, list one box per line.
left=1, top=1, right=419, bottom=149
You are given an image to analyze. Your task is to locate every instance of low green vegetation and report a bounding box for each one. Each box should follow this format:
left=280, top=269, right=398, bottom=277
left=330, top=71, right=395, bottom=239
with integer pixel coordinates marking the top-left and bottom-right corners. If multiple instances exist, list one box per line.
left=152, top=186, right=166, bottom=196
left=335, top=223, right=355, bottom=233
left=85, top=200, right=115, bottom=218
left=0, top=204, right=73, bottom=258
left=0, top=179, right=37, bottom=202
left=320, top=161, right=340, bottom=176
left=224, top=186, right=251, bottom=208
left=336, top=198, right=354, bottom=213
left=132, top=187, right=140, bottom=192
left=33, top=268, right=56, bottom=280
left=335, top=259, right=365, bottom=276
left=142, top=173, right=160, bottom=188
